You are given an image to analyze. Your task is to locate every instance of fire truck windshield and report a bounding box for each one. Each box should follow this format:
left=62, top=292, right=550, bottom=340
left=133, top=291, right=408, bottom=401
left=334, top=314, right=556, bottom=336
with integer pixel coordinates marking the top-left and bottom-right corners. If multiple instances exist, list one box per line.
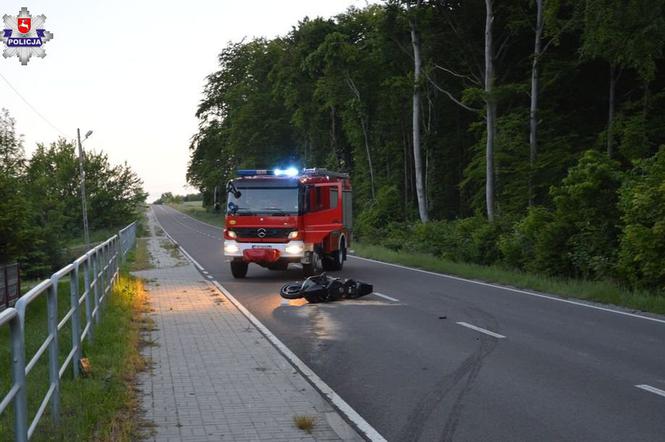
left=227, top=187, right=299, bottom=215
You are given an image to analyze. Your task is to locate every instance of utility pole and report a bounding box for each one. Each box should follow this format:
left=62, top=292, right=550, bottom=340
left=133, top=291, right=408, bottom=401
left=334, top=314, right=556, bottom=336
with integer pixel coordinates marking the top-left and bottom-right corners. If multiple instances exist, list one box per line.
left=77, top=128, right=92, bottom=249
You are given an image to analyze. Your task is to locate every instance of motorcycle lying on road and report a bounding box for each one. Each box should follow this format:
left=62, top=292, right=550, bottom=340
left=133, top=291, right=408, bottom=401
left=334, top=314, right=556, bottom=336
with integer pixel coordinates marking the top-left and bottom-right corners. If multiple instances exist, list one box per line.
left=280, top=273, right=373, bottom=303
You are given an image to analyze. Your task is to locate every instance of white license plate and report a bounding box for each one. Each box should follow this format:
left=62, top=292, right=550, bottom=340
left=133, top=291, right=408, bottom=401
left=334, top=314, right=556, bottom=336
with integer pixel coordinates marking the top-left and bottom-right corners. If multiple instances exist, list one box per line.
left=252, top=245, right=271, bottom=248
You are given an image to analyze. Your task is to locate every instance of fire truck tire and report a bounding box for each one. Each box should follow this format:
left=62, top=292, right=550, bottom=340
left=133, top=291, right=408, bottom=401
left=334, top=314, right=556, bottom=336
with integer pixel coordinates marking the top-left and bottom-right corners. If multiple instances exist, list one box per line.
left=230, top=261, right=248, bottom=278
left=323, top=238, right=345, bottom=271
left=303, top=250, right=322, bottom=277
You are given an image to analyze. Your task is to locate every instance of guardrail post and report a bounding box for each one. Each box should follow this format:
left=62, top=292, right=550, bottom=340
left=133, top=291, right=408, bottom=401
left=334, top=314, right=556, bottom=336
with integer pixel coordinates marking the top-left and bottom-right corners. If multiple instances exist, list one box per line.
left=93, top=250, right=101, bottom=324
left=47, top=280, right=61, bottom=424
left=83, top=256, right=93, bottom=342
left=118, top=229, right=125, bottom=265
left=117, top=235, right=122, bottom=277
left=112, top=239, right=117, bottom=284
left=101, top=244, right=107, bottom=304
left=11, top=312, right=28, bottom=442
left=113, top=238, right=119, bottom=283
left=70, top=265, right=81, bottom=378
left=3, top=265, right=8, bottom=311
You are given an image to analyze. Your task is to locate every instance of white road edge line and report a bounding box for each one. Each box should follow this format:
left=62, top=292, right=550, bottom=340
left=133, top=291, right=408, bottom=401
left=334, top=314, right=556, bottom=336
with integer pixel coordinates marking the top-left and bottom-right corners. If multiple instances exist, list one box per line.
left=635, top=384, right=665, bottom=399
left=153, top=210, right=386, bottom=442
left=373, top=292, right=400, bottom=303
left=153, top=213, right=208, bottom=273
left=164, top=204, right=222, bottom=230
left=349, top=255, right=665, bottom=325
left=209, top=277, right=386, bottom=442
left=456, top=322, right=506, bottom=339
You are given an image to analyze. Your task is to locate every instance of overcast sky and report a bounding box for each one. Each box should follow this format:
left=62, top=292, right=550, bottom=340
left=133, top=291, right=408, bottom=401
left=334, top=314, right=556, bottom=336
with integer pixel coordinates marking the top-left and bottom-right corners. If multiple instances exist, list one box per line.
left=1, top=0, right=374, bottom=201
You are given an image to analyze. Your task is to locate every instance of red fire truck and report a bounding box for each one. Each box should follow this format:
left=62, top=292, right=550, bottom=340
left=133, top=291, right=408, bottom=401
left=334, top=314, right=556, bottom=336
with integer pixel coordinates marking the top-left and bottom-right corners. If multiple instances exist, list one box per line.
left=223, top=168, right=352, bottom=278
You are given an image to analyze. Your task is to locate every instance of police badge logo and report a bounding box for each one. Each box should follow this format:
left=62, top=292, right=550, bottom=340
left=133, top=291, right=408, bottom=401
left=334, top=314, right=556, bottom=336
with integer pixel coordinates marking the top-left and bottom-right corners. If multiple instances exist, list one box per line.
left=1, top=7, right=53, bottom=65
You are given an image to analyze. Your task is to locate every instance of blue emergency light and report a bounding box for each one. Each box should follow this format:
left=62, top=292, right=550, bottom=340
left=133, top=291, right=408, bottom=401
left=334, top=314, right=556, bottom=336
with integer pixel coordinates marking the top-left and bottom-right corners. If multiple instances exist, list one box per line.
left=236, top=169, right=272, bottom=176
left=236, top=167, right=299, bottom=177
left=274, top=167, right=299, bottom=177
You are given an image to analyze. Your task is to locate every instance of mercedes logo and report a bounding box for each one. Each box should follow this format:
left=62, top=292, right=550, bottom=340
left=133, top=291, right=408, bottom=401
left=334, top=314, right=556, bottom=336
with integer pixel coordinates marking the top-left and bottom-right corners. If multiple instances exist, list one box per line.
left=257, top=228, right=266, bottom=238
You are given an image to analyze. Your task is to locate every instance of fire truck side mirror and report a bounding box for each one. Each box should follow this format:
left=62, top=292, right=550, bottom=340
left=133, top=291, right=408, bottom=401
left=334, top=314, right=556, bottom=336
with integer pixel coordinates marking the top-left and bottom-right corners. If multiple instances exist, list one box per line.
left=226, top=180, right=242, bottom=199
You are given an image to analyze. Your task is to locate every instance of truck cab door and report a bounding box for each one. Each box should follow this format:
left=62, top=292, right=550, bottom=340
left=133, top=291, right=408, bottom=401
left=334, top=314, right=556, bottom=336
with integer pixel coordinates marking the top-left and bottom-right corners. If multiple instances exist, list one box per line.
left=302, top=184, right=343, bottom=248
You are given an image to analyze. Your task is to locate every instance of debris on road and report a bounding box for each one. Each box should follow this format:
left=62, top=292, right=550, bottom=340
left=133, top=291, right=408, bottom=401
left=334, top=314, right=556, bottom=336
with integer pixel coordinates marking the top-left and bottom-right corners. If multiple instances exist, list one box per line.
left=280, top=273, right=373, bottom=303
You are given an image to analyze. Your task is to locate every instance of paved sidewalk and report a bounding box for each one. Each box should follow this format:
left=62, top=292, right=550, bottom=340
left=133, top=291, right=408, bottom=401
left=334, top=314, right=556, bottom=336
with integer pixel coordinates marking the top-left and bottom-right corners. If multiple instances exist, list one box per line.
left=135, top=209, right=361, bottom=441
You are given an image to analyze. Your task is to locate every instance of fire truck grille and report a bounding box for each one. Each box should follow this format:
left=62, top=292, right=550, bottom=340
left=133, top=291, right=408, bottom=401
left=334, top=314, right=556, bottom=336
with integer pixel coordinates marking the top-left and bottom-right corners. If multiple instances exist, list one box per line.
left=234, top=228, right=291, bottom=239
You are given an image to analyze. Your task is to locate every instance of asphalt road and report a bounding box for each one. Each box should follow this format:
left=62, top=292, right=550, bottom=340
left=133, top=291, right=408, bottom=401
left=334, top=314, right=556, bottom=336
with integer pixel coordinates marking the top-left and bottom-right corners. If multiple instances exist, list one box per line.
left=152, top=204, right=665, bottom=442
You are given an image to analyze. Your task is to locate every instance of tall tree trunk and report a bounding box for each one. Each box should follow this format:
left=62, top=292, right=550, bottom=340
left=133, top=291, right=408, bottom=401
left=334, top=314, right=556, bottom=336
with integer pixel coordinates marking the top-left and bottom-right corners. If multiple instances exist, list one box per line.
left=607, top=63, right=616, bottom=157
left=330, top=105, right=342, bottom=167
left=404, top=133, right=408, bottom=212
left=410, top=1, right=429, bottom=223
left=529, top=0, right=543, bottom=207
left=359, top=117, right=376, bottom=200
left=484, top=0, right=496, bottom=221
left=346, top=75, right=376, bottom=200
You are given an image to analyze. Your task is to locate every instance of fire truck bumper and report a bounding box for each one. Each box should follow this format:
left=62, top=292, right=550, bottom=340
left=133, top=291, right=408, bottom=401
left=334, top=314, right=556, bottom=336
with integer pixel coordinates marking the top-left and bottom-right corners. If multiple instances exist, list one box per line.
left=224, top=240, right=306, bottom=261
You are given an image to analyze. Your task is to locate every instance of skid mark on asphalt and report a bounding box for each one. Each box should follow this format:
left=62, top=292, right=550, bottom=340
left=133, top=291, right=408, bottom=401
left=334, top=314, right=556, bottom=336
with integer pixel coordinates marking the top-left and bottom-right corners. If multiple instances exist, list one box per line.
left=399, top=309, right=500, bottom=442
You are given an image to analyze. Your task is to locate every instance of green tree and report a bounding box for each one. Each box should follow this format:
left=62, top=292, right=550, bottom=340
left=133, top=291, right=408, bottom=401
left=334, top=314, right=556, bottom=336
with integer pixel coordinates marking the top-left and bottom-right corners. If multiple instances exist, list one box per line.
left=549, top=150, right=622, bottom=278
left=0, top=109, right=29, bottom=265
left=185, top=1, right=665, bottom=289
left=617, top=147, right=665, bottom=289
left=581, top=0, right=665, bottom=156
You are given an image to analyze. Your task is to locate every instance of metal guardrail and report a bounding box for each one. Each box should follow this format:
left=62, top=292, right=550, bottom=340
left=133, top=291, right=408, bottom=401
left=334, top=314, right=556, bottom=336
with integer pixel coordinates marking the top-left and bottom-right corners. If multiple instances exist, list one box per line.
left=0, top=221, right=137, bottom=441
left=0, top=264, right=20, bottom=312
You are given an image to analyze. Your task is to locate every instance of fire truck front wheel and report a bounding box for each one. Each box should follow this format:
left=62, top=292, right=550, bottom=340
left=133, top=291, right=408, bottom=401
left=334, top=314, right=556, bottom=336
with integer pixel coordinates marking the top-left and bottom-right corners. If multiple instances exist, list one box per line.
left=230, top=260, right=248, bottom=278
left=323, top=238, right=346, bottom=271
left=302, top=250, right=322, bottom=277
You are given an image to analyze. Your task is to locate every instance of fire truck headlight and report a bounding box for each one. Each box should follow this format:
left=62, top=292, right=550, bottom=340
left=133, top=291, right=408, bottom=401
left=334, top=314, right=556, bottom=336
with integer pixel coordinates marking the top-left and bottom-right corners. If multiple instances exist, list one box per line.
left=285, top=244, right=303, bottom=255
left=226, top=230, right=237, bottom=239
left=287, top=231, right=299, bottom=239
left=224, top=242, right=239, bottom=254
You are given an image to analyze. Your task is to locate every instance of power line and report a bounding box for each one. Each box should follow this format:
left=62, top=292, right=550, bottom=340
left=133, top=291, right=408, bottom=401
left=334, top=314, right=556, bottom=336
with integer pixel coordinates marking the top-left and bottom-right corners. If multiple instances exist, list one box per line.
left=0, top=71, right=68, bottom=137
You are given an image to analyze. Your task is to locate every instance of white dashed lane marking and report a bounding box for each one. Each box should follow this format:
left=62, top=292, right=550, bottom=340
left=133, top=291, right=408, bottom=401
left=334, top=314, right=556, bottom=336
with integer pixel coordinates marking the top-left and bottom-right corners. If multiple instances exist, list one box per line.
left=372, top=292, right=399, bottom=302
left=635, top=384, right=665, bottom=399
left=456, top=322, right=506, bottom=339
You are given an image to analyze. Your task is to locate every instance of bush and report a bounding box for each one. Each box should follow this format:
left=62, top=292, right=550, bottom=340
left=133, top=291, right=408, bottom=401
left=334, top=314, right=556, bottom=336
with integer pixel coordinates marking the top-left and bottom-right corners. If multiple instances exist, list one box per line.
left=617, top=147, right=665, bottom=290
left=499, top=206, right=553, bottom=270
left=364, top=216, right=508, bottom=267
left=355, top=185, right=403, bottom=242
left=498, top=151, right=622, bottom=279
left=449, top=217, right=507, bottom=265
left=409, top=221, right=456, bottom=256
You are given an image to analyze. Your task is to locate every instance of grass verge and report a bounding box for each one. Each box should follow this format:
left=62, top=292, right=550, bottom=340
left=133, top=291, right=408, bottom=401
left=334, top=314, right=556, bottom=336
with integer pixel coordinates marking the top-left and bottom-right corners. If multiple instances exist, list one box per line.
left=130, top=238, right=154, bottom=271
left=353, top=242, right=665, bottom=315
left=167, top=201, right=223, bottom=227
left=0, top=242, right=151, bottom=440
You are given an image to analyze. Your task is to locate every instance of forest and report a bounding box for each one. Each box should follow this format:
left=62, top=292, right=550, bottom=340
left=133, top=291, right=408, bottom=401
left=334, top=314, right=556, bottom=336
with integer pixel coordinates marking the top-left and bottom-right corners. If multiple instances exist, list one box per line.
left=0, top=109, right=147, bottom=277
left=187, top=0, right=665, bottom=292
